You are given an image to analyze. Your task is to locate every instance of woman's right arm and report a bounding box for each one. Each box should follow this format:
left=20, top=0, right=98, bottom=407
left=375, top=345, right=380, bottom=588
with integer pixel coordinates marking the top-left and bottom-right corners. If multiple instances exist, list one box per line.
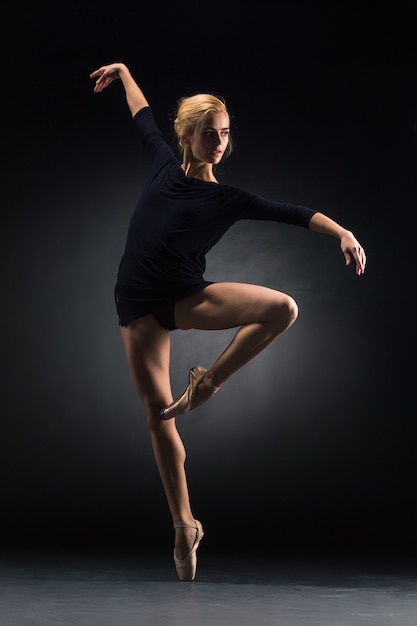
left=90, top=63, right=149, bottom=117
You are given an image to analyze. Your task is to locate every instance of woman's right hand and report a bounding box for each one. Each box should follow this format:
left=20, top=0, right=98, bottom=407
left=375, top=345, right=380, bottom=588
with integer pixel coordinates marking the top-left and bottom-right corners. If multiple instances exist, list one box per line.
left=90, top=63, right=127, bottom=93
left=90, top=63, right=149, bottom=117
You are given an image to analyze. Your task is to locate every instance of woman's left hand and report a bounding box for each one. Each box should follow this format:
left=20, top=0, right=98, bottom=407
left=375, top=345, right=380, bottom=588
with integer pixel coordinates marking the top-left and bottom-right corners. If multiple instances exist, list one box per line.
left=340, top=231, right=366, bottom=275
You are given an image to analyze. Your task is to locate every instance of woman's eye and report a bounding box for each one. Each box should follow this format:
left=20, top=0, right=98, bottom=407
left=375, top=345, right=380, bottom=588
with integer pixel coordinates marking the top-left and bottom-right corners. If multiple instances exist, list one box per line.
left=202, top=130, right=229, bottom=139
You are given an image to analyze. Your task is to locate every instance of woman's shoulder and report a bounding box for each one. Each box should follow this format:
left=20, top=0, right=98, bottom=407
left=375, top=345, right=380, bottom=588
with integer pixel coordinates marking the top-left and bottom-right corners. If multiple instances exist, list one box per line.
left=133, top=106, right=166, bottom=144
left=133, top=107, right=180, bottom=173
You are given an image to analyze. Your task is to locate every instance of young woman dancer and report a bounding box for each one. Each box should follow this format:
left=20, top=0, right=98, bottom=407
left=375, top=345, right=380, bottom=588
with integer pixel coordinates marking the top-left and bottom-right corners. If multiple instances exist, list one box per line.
left=90, top=63, right=366, bottom=581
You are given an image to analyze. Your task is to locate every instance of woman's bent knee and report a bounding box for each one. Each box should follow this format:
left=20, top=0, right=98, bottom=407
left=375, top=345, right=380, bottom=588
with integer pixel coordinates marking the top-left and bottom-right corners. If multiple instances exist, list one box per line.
left=286, top=295, right=299, bottom=324
left=271, top=294, right=298, bottom=329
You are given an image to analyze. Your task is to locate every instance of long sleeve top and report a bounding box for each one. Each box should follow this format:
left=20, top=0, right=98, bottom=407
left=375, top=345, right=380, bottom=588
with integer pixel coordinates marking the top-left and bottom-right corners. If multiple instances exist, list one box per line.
left=116, top=106, right=317, bottom=304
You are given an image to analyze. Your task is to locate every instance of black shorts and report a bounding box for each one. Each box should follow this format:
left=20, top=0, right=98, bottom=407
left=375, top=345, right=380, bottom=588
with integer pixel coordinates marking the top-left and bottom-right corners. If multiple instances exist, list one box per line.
left=115, top=291, right=177, bottom=331
left=114, top=281, right=213, bottom=332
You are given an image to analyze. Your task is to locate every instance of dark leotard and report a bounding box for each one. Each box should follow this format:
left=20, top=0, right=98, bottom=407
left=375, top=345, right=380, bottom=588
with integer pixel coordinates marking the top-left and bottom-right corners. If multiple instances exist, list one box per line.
left=115, top=107, right=317, bottom=330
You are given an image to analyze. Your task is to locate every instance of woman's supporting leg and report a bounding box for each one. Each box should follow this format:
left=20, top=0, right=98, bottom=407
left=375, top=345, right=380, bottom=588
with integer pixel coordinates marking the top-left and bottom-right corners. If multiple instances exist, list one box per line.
left=120, top=283, right=297, bottom=564
left=120, top=315, right=200, bottom=561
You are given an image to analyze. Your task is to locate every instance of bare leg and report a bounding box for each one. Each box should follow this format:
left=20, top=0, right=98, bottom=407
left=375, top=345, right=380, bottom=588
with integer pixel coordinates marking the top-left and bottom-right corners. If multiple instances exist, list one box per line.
left=121, top=283, right=297, bottom=561
left=175, top=282, right=298, bottom=389
left=121, top=315, right=199, bottom=559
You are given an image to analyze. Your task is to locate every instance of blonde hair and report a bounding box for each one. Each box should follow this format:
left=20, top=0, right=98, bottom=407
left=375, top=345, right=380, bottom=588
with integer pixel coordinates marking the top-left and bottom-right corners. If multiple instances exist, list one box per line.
left=174, top=93, right=233, bottom=158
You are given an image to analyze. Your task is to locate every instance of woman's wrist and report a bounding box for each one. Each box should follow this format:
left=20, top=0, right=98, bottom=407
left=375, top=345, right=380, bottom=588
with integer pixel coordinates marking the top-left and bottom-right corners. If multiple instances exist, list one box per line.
left=310, top=212, right=346, bottom=239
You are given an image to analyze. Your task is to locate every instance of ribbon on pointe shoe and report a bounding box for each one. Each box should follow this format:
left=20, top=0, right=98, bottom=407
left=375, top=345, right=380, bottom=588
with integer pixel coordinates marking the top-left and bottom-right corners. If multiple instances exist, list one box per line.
left=173, top=519, right=204, bottom=581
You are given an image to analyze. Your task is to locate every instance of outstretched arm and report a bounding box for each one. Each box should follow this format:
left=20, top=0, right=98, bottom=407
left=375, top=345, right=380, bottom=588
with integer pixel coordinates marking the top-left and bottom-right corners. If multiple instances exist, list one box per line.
left=309, top=212, right=366, bottom=276
left=89, top=63, right=148, bottom=117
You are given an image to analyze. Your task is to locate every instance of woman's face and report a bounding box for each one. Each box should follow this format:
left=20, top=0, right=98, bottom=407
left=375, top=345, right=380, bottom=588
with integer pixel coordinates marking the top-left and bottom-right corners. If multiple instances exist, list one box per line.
left=188, top=112, right=230, bottom=164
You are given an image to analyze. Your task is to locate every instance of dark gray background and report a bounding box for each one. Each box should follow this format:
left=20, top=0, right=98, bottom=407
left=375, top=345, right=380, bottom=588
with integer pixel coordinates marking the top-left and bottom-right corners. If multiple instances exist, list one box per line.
left=3, top=0, right=416, bottom=556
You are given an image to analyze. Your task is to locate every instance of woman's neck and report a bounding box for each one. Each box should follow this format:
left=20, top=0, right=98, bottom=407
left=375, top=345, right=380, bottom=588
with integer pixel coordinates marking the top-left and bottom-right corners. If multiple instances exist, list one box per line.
left=181, top=160, right=218, bottom=183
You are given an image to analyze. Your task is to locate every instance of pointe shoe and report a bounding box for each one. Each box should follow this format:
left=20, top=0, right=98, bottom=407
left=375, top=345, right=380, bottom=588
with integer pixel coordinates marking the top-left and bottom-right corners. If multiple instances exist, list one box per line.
left=160, top=366, right=207, bottom=420
left=174, top=520, right=204, bottom=581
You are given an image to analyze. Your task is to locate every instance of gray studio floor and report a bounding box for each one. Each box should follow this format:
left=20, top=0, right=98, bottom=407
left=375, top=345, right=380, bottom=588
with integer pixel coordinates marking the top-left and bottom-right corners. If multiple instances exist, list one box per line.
left=1, top=550, right=417, bottom=626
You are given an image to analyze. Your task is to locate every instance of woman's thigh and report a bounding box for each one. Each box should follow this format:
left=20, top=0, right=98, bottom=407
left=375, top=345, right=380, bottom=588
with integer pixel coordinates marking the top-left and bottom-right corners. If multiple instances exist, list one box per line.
left=175, top=282, right=297, bottom=331
left=120, top=314, right=173, bottom=414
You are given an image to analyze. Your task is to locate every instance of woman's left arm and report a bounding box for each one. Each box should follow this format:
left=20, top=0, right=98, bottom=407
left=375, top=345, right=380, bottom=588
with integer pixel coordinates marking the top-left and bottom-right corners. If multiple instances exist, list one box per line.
left=308, top=212, right=366, bottom=276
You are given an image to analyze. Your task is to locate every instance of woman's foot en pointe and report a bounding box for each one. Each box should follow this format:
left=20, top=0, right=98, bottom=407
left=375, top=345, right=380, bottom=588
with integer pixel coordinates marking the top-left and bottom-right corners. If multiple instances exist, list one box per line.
left=160, top=366, right=220, bottom=420
left=173, top=519, right=204, bottom=581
